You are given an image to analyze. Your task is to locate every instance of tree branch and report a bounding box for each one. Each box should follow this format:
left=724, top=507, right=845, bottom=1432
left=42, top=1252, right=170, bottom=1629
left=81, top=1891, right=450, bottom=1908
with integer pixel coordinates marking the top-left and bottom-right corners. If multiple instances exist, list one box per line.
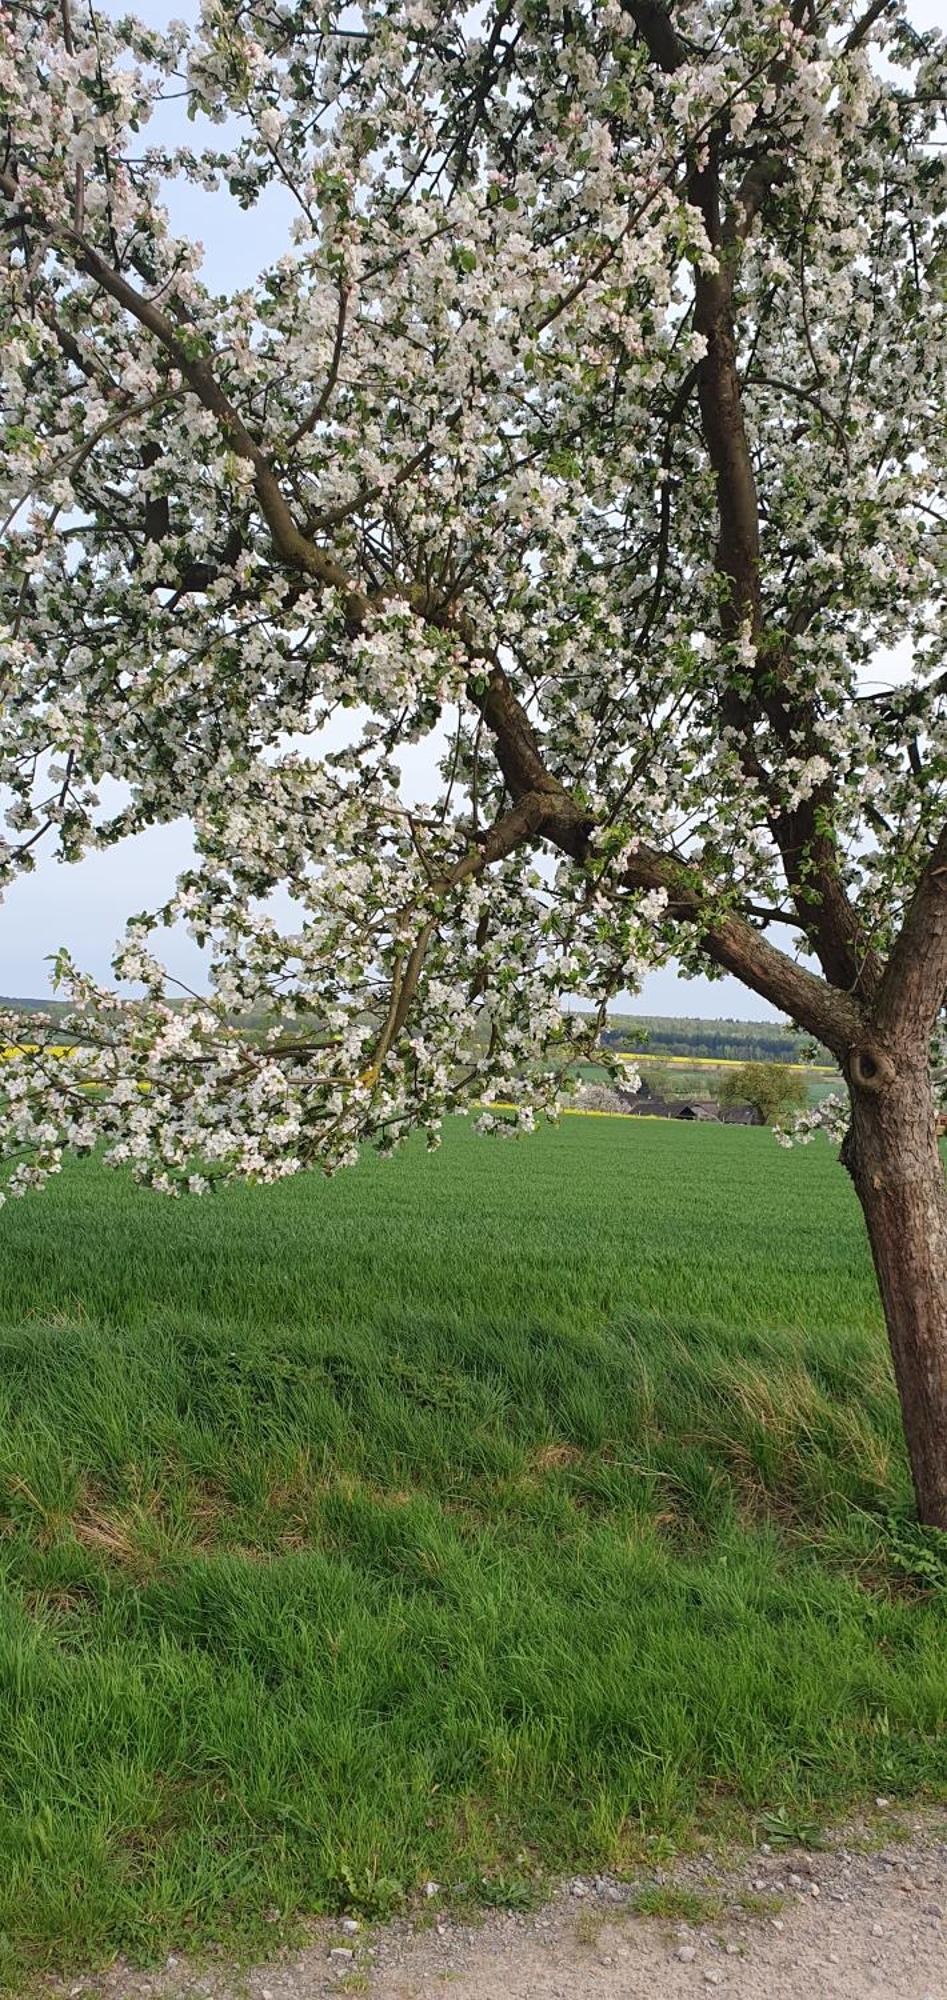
left=844, top=0, right=894, bottom=55
left=0, top=142, right=879, bottom=1068
left=283, top=280, right=349, bottom=450
left=363, top=789, right=556, bottom=1079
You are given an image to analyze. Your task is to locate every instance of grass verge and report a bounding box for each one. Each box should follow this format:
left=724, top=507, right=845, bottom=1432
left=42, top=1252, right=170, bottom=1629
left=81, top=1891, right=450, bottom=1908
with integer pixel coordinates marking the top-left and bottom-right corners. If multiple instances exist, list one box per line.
left=0, top=1117, right=942, bottom=1984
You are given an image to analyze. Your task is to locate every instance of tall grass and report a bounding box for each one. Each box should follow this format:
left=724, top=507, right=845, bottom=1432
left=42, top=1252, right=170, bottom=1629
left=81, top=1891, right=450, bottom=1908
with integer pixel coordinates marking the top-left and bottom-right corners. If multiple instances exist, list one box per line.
left=0, top=1117, right=942, bottom=1984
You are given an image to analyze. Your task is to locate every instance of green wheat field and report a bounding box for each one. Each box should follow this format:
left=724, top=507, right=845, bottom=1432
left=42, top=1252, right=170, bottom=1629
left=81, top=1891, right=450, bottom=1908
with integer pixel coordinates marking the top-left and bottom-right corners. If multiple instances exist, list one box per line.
left=0, top=1115, right=945, bottom=1983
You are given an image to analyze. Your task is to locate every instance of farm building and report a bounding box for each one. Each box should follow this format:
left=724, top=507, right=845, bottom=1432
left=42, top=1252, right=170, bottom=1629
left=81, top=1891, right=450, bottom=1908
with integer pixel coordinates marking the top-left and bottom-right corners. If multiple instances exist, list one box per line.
left=578, top=1092, right=765, bottom=1125
left=671, top=1101, right=766, bottom=1125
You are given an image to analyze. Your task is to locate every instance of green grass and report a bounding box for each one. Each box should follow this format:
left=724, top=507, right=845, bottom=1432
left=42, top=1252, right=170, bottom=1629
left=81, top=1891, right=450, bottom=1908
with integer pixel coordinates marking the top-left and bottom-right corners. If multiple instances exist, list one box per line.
left=0, top=1116, right=944, bottom=1984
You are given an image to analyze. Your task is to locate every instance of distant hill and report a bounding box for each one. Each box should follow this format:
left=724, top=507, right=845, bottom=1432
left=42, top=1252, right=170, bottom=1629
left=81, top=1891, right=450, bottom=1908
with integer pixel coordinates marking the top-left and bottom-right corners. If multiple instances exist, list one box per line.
left=0, top=995, right=71, bottom=1017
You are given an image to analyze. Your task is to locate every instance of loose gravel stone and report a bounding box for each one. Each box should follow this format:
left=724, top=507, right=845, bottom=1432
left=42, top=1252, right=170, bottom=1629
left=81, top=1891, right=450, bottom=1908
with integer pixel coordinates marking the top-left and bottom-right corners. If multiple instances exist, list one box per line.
left=38, top=1811, right=947, bottom=2000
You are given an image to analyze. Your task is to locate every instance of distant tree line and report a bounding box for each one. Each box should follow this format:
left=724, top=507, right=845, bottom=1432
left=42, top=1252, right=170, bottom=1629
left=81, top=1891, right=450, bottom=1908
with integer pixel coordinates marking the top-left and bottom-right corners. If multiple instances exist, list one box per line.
left=4, top=998, right=836, bottom=1070
left=602, top=1016, right=833, bottom=1065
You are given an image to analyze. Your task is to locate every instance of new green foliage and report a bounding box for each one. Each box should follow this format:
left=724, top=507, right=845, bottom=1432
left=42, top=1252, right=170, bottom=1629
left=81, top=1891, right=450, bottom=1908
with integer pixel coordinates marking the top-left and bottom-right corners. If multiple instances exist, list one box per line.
left=717, top=1062, right=809, bottom=1124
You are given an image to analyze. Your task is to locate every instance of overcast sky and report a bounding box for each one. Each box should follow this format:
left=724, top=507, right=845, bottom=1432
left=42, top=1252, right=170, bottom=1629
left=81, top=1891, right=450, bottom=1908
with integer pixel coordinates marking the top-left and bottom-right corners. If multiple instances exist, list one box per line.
left=3, top=0, right=941, bottom=1018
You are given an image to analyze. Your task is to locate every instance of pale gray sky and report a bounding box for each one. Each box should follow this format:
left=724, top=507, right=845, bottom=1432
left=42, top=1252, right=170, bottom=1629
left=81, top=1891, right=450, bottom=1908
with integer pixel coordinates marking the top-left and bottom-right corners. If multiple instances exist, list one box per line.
left=2, top=0, right=941, bottom=1017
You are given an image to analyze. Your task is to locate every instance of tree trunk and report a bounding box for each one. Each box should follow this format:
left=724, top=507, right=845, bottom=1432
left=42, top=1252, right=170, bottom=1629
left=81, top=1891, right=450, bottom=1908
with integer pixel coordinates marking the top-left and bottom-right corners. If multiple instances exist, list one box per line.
left=844, top=1058, right=947, bottom=1528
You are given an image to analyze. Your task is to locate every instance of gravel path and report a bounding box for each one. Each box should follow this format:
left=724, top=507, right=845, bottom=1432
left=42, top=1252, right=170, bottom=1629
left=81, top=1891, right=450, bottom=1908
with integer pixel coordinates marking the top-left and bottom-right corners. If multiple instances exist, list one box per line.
left=56, top=1812, right=947, bottom=2000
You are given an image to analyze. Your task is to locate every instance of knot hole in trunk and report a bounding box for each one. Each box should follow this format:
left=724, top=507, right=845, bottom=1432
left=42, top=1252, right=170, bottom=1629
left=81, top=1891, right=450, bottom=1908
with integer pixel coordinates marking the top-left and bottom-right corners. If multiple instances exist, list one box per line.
left=850, top=1043, right=897, bottom=1094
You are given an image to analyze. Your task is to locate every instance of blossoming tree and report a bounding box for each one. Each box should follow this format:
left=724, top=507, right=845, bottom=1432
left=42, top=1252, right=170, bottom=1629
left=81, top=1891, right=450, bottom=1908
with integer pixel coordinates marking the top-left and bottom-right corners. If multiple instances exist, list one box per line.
left=2, top=1, right=947, bottom=1517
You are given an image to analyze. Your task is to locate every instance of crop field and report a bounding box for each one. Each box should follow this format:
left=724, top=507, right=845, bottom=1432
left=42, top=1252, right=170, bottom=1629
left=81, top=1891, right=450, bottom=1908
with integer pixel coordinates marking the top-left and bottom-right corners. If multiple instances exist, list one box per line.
left=574, top=1055, right=842, bottom=1106
left=0, top=1116, right=945, bottom=1984
left=611, top=1052, right=842, bottom=1104
left=616, top=1051, right=839, bottom=1075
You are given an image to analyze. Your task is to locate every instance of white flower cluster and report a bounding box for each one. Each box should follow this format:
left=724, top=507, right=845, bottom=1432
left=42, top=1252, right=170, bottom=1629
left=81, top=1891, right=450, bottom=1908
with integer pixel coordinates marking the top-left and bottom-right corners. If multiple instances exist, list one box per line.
left=773, top=1094, right=851, bottom=1151
left=0, top=0, right=944, bottom=1193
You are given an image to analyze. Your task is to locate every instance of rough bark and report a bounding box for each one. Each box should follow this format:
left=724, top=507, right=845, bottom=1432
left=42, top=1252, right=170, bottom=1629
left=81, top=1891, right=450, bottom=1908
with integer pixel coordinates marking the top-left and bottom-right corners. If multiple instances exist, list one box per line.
left=843, top=1056, right=947, bottom=1529
left=874, top=823, right=947, bottom=1047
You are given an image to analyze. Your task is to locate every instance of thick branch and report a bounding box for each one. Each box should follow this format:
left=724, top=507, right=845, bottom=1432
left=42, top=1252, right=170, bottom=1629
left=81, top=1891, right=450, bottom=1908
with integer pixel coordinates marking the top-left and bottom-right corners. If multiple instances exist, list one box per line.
left=474, top=665, right=865, bottom=1057
left=874, top=825, right=947, bottom=1049
left=620, top=1, right=687, bottom=73
left=691, top=148, right=761, bottom=637
left=688, top=158, right=866, bottom=992
left=619, top=842, right=864, bottom=1052
left=728, top=154, right=789, bottom=245
left=845, top=0, right=895, bottom=55
left=686, top=134, right=875, bottom=998
left=477, top=667, right=586, bottom=848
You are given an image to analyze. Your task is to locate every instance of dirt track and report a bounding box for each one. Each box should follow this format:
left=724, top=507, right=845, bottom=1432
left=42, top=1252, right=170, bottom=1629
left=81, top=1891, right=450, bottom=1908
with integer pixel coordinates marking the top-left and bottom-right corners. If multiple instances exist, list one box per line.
left=57, top=1812, right=947, bottom=2000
